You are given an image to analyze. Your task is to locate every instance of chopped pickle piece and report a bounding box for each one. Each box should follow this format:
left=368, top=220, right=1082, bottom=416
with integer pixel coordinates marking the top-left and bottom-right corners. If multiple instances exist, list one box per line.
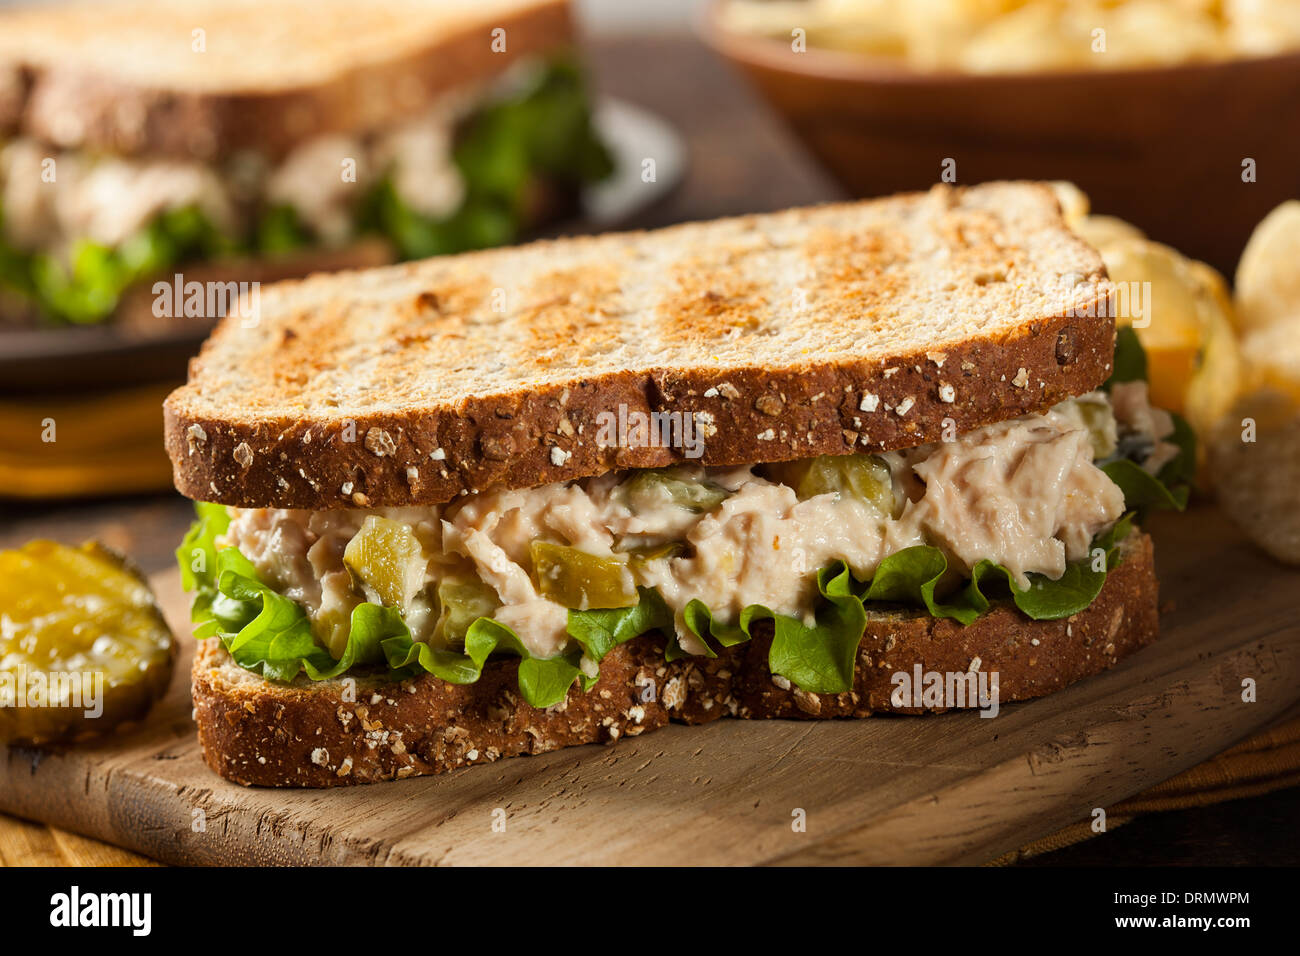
left=343, top=515, right=428, bottom=612
left=622, top=469, right=731, bottom=514
left=1073, top=397, right=1119, bottom=460
left=0, top=540, right=175, bottom=746
left=624, top=541, right=686, bottom=574
left=530, top=541, right=638, bottom=610
left=773, top=453, right=897, bottom=514
left=432, top=577, right=501, bottom=647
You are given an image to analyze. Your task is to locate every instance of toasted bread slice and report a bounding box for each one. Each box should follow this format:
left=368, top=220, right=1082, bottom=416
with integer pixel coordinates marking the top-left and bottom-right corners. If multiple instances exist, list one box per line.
left=0, top=0, right=571, bottom=160
left=165, top=181, right=1116, bottom=510
left=191, top=530, right=1157, bottom=787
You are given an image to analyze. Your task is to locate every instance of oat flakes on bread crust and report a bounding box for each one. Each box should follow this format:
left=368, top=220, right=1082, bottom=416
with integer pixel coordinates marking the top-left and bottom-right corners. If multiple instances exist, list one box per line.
left=192, top=533, right=1156, bottom=787
left=164, top=182, right=1117, bottom=510
left=0, top=0, right=571, bottom=161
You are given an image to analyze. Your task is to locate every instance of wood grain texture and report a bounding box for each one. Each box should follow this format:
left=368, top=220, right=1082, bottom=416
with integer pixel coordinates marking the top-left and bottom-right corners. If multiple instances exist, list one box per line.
left=0, top=505, right=1295, bottom=866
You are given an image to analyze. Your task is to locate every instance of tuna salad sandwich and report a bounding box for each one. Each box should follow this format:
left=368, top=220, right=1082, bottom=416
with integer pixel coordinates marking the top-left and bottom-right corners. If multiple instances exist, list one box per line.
left=164, top=181, right=1193, bottom=787
left=0, top=0, right=609, bottom=327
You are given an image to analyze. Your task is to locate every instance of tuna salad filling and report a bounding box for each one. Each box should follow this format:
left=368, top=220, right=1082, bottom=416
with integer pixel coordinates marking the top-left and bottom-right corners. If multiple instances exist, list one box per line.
left=179, top=377, right=1193, bottom=706
left=0, top=57, right=611, bottom=325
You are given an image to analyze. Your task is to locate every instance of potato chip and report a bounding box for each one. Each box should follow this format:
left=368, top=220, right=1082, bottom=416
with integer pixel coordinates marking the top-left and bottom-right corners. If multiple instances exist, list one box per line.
left=1225, top=0, right=1300, bottom=56
left=1072, top=213, right=1147, bottom=248
left=959, top=1, right=1094, bottom=73
left=1209, top=386, right=1300, bottom=564
left=1098, top=238, right=1211, bottom=414
left=1103, top=0, right=1227, bottom=67
left=1235, top=200, right=1300, bottom=334
left=1049, top=180, right=1091, bottom=224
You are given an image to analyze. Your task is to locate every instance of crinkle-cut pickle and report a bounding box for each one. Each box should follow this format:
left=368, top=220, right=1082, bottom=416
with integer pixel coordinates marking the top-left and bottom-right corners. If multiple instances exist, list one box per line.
left=0, top=540, right=175, bottom=745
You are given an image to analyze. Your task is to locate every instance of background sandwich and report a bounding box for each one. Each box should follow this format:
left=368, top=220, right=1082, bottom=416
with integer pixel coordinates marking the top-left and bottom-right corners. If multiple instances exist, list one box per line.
left=164, top=181, right=1193, bottom=787
left=0, top=0, right=610, bottom=327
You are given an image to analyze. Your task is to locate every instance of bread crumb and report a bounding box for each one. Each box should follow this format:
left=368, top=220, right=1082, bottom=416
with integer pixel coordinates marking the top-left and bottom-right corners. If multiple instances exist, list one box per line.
left=927, top=351, right=948, bottom=367
left=233, top=442, right=253, bottom=468
left=756, top=428, right=775, bottom=441
left=430, top=447, right=446, bottom=460
left=550, top=446, right=572, bottom=466
left=859, top=393, right=880, bottom=412
left=311, top=747, right=329, bottom=766
left=895, top=396, right=914, bottom=416
left=771, top=674, right=792, bottom=691
left=1012, top=367, right=1029, bottom=388
left=938, top=383, right=956, bottom=403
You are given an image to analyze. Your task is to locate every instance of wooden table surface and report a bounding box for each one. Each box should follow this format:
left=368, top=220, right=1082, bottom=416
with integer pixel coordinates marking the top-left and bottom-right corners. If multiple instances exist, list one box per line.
left=2, top=32, right=1297, bottom=866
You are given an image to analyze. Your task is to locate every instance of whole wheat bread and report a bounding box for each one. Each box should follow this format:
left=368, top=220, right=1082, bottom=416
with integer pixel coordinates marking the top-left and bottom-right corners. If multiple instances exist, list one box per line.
left=0, top=0, right=571, bottom=160
left=165, top=181, right=1116, bottom=510
left=192, top=531, right=1157, bottom=787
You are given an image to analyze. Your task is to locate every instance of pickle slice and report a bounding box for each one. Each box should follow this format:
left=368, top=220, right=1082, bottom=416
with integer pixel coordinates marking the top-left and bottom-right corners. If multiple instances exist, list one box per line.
left=622, top=469, right=731, bottom=514
left=343, top=515, right=428, bottom=612
left=432, top=576, right=501, bottom=647
left=772, top=453, right=897, bottom=514
left=0, top=540, right=176, bottom=746
left=530, top=541, right=638, bottom=610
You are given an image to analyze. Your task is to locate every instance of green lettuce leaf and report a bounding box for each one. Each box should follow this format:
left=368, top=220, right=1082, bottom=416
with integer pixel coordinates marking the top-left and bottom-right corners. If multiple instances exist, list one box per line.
left=1158, top=412, right=1197, bottom=488
left=863, top=546, right=986, bottom=625
left=675, top=563, right=866, bottom=694
left=1099, top=327, right=1197, bottom=514
left=859, top=516, right=1134, bottom=624
left=385, top=616, right=585, bottom=707
left=1101, top=458, right=1190, bottom=512
left=4, top=204, right=238, bottom=325
left=1105, top=325, right=1148, bottom=388
left=568, top=588, right=672, bottom=662
left=177, top=504, right=594, bottom=707
left=361, top=58, right=613, bottom=260
left=176, top=501, right=1135, bottom=702
left=255, top=204, right=313, bottom=255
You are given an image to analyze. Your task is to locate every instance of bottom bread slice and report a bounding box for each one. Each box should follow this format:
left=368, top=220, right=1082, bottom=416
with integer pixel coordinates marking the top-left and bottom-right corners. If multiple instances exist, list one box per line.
left=192, top=533, right=1159, bottom=787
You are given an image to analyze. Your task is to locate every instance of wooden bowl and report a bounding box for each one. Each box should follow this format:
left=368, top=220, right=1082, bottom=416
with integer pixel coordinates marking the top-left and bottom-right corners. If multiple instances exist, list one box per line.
left=703, top=4, right=1300, bottom=275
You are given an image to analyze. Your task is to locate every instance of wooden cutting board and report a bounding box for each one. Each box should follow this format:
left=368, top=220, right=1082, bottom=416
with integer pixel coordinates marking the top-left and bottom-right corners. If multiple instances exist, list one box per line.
left=2, top=507, right=1297, bottom=866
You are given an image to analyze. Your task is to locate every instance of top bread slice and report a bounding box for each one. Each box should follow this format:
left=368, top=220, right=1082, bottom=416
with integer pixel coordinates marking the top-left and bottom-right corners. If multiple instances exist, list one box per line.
left=0, top=0, right=571, bottom=160
left=164, top=181, right=1117, bottom=510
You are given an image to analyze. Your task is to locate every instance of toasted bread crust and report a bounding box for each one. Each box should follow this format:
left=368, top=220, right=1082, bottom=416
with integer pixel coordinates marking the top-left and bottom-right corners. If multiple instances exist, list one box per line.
left=167, top=314, right=1112, bottom=509
left=165, top=183, right=1117, bottom=510
left=191, top=533, right=1157, bottom=787
left=1, top=0, right=572, bottom=161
